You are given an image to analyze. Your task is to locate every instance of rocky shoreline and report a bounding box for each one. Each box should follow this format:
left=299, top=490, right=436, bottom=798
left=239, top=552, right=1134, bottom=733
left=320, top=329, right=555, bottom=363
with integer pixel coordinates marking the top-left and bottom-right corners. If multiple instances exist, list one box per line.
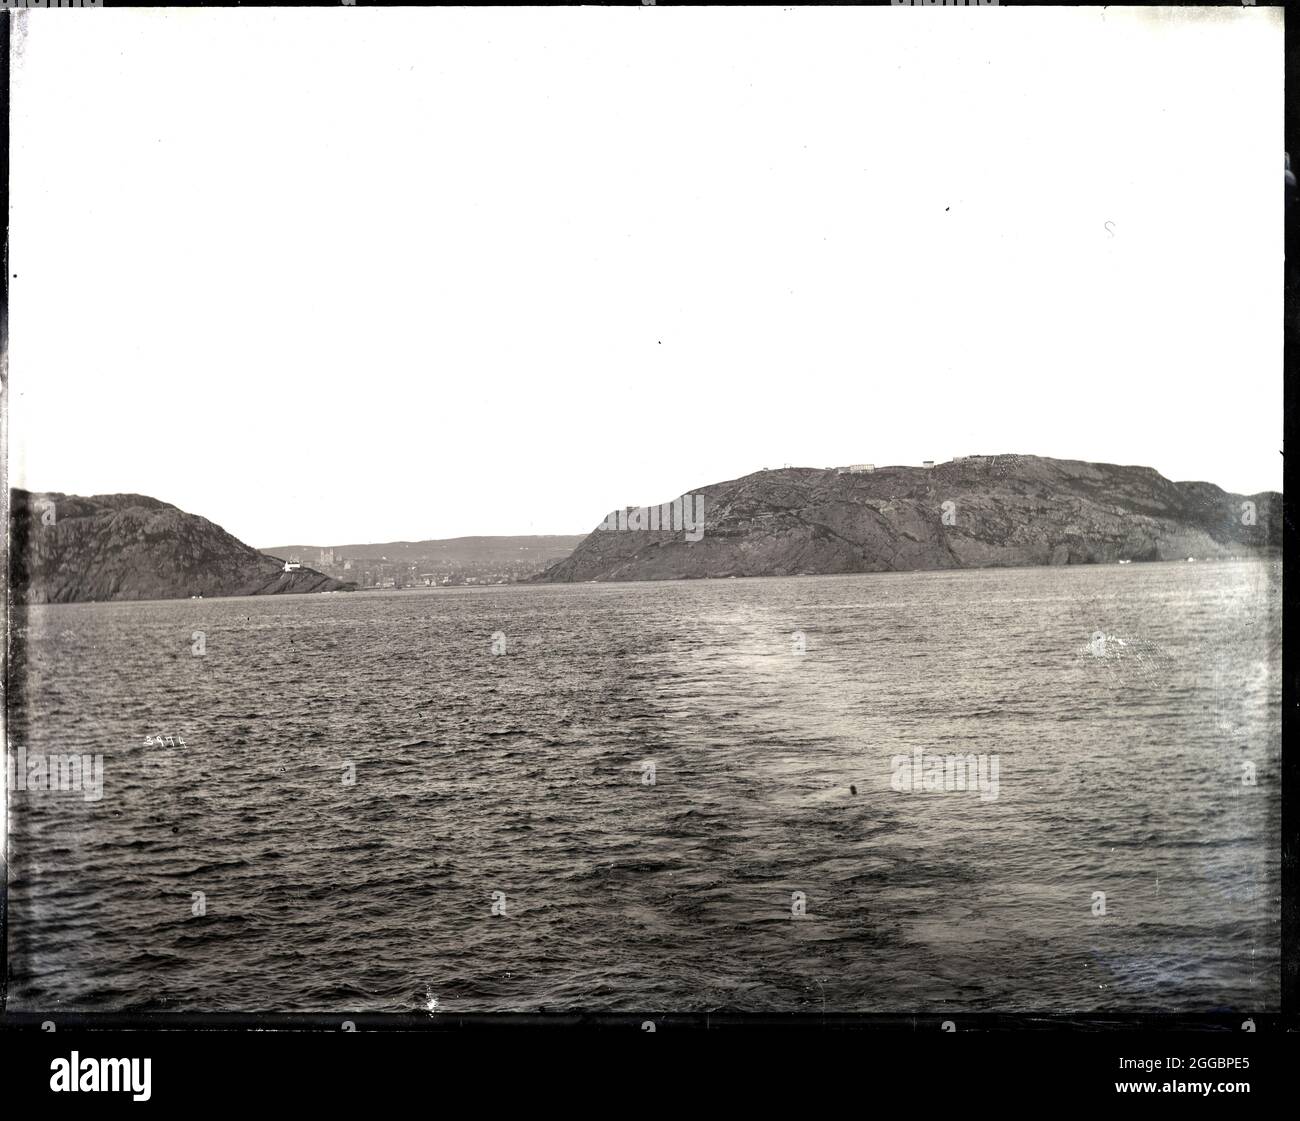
left=535, top=455, right=1281, bottom=583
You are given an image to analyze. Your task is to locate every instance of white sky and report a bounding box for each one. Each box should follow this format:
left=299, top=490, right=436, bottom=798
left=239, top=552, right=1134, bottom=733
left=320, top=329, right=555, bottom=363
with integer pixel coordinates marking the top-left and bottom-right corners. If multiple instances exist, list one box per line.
left=7, top=6, right=1285, bottom=546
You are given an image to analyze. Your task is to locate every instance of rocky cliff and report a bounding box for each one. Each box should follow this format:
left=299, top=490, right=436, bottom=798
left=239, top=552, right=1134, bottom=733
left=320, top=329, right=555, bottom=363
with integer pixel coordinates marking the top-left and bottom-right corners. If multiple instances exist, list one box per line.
left=8, top=490, right=352, bottom=604
left=535, top=455, right=1281, bottom=583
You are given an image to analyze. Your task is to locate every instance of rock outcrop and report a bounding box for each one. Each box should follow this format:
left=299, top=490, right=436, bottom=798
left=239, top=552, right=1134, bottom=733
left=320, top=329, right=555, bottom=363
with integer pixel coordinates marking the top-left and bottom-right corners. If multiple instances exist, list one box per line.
left=535, top=455, right=1281, bottom=583
left=8, top=490, right=352, bottom=604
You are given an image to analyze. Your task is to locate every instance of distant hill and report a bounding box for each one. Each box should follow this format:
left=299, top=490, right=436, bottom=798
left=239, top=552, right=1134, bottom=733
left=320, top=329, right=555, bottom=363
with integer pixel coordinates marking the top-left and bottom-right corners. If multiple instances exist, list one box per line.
left=9, top=490, right=350, bottom=604
left=535, top=455, right=1282, bottom=583
left=260, top=535, right=585, bottom=569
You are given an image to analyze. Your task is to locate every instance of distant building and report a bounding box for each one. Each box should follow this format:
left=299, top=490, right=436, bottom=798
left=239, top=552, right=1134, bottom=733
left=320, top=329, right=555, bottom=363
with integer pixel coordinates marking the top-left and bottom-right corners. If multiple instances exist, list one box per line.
left=283, top=559, right=302, bottom=572
left=922, top=460, right=935, bottom=469
left=837, top=463, right=875, bottom=475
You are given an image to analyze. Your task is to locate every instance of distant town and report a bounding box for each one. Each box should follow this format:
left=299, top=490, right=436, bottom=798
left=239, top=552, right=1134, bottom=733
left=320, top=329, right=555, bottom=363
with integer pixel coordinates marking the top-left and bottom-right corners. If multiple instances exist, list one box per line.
left=281, top=550, right=537, bottom=588
left=261, top=535, right=586, bottom=590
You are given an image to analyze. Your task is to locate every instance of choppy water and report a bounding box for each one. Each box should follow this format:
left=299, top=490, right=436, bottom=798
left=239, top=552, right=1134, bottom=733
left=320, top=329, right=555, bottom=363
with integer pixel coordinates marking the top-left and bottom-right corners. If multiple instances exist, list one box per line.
left=5, top=561, right=1281, bottom=1013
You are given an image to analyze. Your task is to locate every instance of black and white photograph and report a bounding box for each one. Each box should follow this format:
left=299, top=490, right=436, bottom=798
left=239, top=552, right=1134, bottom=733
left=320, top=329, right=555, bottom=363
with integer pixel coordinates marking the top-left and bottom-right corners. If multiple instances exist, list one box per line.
left=0, top=0, right=1291, bottom=1098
